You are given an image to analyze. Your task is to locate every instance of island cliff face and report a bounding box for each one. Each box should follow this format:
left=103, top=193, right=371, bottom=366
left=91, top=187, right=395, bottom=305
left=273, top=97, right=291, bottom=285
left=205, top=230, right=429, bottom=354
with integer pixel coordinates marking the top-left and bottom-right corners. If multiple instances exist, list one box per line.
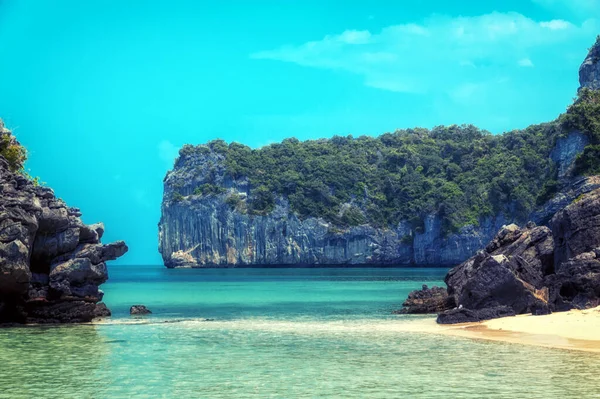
left=0, top=123, right=128, bottom=323
left=159, top=38, right=600, bottom=268
left=158, top=141, right=594, bottom=268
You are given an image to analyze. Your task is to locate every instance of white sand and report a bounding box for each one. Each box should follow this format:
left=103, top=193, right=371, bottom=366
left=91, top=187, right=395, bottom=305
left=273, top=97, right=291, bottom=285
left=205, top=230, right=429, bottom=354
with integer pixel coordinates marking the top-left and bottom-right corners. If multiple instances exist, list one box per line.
left=411, top=306, right=600, bottom=353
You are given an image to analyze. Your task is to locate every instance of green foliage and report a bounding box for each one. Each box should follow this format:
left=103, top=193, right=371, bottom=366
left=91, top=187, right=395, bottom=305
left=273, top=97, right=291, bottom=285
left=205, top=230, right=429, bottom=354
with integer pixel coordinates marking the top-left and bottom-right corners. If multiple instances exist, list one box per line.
left=172, top=192, right=185, bottom=202
left=565, top=89, right=600, bottom=176
left=537, top=179, right=560, bottom=206
left=0, top=134, right=27, bottom=173
left=193, top=184, right=226, bottom=196
left=248, top=185, right=275, bottom=215
left=225, top=192, right=246, bottom=213
left=213, top=123, right=560, bottom=232
left=574, top=145, right=600, bottom=176
left=181, top=90, right=600, bottom=234
left=340, top=205, right=366, bottom=226
left=561, top=89, right=600, bottom=143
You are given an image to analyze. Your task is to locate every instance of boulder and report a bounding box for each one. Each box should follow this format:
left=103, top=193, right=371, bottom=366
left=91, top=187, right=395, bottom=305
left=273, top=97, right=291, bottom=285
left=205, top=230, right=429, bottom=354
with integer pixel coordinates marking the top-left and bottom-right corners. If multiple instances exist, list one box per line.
left=545, top=250, right=600, bottom=310
left=395, top=285, right=455, bottom=314
left=551, top=189, right=600, bottom=270
left=450, top=254, right=549, bottom=315
left=130, top=305, right=152, bottom=315
left=0, top=126, right=128, bottom=323
left=446, top=224, right=554, bottom=303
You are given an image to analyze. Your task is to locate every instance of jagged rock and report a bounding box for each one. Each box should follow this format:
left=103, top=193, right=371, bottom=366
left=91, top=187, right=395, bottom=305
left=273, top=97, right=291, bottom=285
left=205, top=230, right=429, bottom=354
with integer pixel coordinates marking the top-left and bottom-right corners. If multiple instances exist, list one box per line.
left=437, top=306, right=516, bottom=324
left=405, top=185, right=600, bottom=324
left=130, top=305, right=152, bottom=315
left=24, top=301, right=112, bottom=324
left=0, top=126, right=128, bottom=324
left=579, top=37, right=600, bottom=91
left=422, top=223, right=555, bottom=324
left=449, top=253, right=549, bottom=315
left=446, top=224, right=554, bottom=302
left=545, top=251, right=600, bottom=310
left=551, top=188, right=600, bottom=270
left=395, top=285, right=455, bottom=314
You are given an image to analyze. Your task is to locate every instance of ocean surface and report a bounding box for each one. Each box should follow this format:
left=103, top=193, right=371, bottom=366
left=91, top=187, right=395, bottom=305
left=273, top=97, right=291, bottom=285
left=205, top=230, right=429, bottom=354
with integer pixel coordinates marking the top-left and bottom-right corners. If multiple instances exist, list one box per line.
left=1, top=265, right=600, bottom=398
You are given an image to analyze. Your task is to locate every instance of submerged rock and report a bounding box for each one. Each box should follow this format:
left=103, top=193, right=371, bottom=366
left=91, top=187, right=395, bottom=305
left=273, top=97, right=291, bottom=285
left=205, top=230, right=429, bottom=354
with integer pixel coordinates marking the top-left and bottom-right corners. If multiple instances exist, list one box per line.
left=0, top=124, right=128, bottom=324
left=130, top=305, right=152, bottom=315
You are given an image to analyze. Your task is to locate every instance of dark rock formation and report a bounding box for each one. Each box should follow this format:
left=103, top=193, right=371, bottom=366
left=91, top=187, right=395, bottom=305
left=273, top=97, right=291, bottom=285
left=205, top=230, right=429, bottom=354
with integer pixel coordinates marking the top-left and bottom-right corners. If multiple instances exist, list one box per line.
left=130, top=305, right=152, bottom=315
left=544, top=251, right=600, bottom=311
left=551, top=188, right=600, bottom=269
left=395, top=285, right=455, bottom=314
left=579, top=36, right=600, bottom=91
left=0, top=123, right=128, bottom=323
left=437, top=306, right=516, bottom=324
left=400, top=186, right=600, bottom=323
left=436, top=224, right=554, bottom=321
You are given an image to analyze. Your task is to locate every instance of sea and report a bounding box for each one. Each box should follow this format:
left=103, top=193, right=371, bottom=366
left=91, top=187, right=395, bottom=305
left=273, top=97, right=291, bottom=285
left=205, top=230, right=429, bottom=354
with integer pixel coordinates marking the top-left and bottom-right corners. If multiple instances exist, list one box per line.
left=1, top=265, right=599, bottom=398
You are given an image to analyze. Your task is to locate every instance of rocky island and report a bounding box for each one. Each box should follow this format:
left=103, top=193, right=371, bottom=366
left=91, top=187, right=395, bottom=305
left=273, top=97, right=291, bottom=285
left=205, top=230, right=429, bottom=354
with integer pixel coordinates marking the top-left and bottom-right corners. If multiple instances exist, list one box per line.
left=397, top=36, right=600, bottom=323
left=159, top=37, right=600, bottom=269
left=0, top=122, right=128, bottom=323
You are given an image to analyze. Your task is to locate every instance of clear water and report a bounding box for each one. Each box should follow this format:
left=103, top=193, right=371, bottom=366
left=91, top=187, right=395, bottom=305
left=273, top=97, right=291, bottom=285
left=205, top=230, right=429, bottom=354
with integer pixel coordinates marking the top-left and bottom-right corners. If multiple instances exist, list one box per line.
left=1, top=266, right=599, bottom=399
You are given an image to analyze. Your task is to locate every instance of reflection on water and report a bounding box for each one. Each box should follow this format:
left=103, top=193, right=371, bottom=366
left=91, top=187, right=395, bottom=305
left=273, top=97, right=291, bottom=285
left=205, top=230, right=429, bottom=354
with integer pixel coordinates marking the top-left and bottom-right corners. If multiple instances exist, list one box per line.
left=1, top=267, right=599, bottom=398
left=1, top=320, right=600, bottom=398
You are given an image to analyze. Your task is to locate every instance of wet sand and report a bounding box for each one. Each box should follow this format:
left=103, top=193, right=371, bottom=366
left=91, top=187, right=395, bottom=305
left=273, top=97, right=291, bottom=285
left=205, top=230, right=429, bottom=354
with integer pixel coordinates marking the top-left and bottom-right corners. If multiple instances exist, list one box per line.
left=426, top=306, right=600, bottom=353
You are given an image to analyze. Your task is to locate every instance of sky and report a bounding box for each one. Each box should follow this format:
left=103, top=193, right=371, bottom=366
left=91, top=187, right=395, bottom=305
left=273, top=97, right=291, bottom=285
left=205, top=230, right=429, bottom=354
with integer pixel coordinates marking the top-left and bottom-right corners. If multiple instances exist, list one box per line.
left=0, top=0, right=598, bottom=265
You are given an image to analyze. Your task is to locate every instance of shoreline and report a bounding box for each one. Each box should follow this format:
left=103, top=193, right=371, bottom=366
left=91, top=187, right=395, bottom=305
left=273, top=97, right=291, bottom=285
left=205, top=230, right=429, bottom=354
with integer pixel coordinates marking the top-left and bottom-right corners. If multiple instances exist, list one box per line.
left=419, top=306, right=600, bottom=353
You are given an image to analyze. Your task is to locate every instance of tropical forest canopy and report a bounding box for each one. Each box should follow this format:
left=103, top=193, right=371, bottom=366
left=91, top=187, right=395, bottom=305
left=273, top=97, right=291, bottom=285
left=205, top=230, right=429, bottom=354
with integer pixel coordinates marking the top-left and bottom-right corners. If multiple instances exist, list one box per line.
left=182, top=89, right=600, bottom=235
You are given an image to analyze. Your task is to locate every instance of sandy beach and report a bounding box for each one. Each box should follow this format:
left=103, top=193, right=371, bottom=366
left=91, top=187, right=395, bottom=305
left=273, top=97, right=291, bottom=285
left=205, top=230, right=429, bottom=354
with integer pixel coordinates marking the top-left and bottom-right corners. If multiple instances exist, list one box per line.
left=425, top=306, right=600, bottom=353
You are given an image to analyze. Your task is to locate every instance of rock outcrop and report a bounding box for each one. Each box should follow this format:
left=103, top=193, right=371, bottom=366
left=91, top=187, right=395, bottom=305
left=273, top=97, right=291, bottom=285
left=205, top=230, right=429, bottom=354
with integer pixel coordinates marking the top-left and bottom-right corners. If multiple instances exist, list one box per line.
left=399, top=187, right=600, bottom=324
left=130, top=305, right=152, bottom=315
left=579, top=36, right=600, bottom=91
left=551, top=188, right=600, bottom=269
left=159, top=37, right=598, bottom=268
left=0, top=123, right=127, bottom=323
left=395, top=285, right=455, bottom=314
left=158, top=137, right=589, bottom=268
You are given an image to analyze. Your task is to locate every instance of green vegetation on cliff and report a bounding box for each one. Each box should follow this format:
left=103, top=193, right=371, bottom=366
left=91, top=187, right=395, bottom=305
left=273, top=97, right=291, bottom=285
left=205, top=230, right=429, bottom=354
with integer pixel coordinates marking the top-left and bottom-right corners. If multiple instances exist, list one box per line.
left=183, top=90, right=599, bottom=234
left=566, top=89, right=600, bottom=175
left=0, top=120, right=27, bottom=173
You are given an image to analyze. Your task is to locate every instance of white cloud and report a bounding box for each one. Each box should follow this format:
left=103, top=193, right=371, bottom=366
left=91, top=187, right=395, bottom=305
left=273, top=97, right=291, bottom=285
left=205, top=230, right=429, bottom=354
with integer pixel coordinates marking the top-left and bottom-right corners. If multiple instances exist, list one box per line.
left=251, top=12, right=597, bottom=98
left=157, top=140, right=179, bottom=170
left=337, top=30, right=372, bottom=44
left=540, top=19, right=572, bottom=30
left=518, top=58, right=535, bottom=67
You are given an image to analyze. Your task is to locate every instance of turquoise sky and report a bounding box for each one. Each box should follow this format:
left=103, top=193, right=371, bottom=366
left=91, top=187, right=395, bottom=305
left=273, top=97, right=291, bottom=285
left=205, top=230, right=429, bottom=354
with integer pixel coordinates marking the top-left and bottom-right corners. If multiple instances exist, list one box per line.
left=0, top=0, right=598, bottom=265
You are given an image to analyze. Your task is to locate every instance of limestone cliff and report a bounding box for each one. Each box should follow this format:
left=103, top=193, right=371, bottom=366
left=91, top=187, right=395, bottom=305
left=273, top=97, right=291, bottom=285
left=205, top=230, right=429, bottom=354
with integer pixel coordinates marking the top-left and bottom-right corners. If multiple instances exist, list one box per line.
left=0, top=122, right=128, bottom=323
left=579, top=36, right=600, bottom=91
left=158, top=38, right=598, bottom=268
left=158, top=130, right=596, bottom=268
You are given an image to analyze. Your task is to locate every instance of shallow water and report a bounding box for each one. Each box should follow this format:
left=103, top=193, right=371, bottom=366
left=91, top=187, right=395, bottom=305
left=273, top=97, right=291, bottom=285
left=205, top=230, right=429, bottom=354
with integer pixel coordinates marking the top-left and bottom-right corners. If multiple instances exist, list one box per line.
left=1, top=266, right=599, bottom=398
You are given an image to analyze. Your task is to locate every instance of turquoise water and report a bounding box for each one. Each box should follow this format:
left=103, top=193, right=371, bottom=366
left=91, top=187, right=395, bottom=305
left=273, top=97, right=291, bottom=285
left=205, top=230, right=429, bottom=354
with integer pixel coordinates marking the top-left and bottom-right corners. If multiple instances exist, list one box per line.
left=1, top=266, right=600, bottom=398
